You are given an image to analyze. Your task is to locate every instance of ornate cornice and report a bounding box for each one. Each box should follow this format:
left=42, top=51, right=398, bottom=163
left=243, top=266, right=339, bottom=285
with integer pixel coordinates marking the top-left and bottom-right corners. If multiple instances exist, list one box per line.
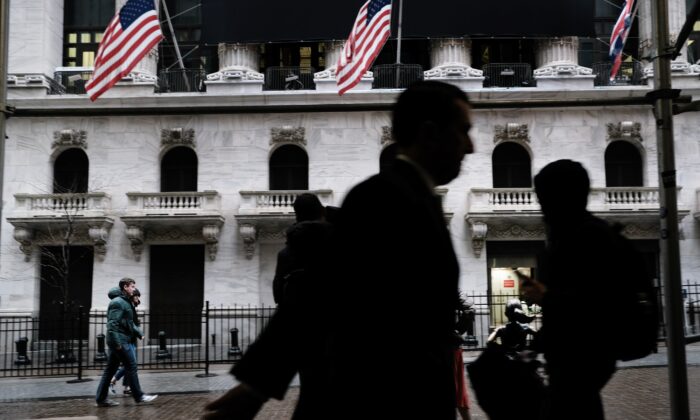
left=270, top=126, right=306, bottom=146
left=494, top=123, right=530, bottom=143
left=489, top=224, right=546, bottom=240
left=161, top=128, right=196, bottom=148
left=52, top=129, right=87, bottom=150
left=606, top=121, right=642, bottom=142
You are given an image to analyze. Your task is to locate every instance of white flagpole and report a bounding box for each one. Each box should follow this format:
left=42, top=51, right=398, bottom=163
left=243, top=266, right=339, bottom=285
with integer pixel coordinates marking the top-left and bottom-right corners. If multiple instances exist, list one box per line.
left=395, top=0, right=403, bottom=87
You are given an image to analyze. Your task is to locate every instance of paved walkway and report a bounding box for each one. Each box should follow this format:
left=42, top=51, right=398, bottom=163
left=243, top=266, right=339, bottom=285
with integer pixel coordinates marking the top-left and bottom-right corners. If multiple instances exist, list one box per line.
left=2, top=344, right=700, bottom=419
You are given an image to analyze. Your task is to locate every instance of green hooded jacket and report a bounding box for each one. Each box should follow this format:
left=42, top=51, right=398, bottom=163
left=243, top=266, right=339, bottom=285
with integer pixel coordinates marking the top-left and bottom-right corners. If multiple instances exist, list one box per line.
left=106, top=287, right=144, bottom=348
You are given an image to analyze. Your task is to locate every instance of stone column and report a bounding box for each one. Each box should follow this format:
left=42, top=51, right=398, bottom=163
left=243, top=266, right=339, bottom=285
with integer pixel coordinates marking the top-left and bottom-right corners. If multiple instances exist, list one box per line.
left=640, top=0, right=700, bottom=79
left=314, top=41, right=373, bottom=92
left=7, top=0, right=65, bottom=98
left=205, top=43, right=264, bottom=94
left=423, top=38, right=484, bottom=90
left=533, top=37, right=594, bottom=89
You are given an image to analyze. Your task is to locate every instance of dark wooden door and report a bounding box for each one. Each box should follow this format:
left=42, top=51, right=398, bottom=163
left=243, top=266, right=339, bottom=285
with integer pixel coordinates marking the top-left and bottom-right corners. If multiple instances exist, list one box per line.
left=149, top=244, right=205, bottom=340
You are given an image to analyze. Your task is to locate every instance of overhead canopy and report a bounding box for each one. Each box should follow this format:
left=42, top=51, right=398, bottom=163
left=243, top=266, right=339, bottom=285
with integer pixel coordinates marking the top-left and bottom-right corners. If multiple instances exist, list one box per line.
left=202, top=0, right=595, bottom=44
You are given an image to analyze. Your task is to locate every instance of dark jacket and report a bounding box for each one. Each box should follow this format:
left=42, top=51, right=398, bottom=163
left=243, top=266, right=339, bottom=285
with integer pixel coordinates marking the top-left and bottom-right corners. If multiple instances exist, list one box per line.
left=106, top=287, right=143, bottom=348
left=328, top=159, right=460, bottom=419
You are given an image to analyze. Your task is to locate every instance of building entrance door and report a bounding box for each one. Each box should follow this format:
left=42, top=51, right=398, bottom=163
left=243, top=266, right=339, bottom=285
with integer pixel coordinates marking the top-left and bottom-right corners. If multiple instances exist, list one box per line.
left=149, top=244, right=205, bottom=341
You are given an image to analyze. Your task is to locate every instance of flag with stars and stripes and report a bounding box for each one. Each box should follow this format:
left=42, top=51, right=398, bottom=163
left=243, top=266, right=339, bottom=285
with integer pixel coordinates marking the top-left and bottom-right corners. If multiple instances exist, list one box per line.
left=85, top=0, right=164, bottom=101
left=608, top=0, right=635, bottom=81
left=336, top=0, right=392, bottom=95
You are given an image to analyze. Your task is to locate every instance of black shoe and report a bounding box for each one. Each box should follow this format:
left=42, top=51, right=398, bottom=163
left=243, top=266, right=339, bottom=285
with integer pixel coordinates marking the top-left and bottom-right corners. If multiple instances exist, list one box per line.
left=96, top=399, right=120, bottom=407
left=137, top=394, right=158, bottom=404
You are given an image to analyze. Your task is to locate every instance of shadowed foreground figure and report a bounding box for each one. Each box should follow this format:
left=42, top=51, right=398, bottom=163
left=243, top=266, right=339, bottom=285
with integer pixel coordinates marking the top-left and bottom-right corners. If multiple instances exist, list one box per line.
left=524, top=160, right=625, bottom=420
left=203, top=80, right=473, bottom=419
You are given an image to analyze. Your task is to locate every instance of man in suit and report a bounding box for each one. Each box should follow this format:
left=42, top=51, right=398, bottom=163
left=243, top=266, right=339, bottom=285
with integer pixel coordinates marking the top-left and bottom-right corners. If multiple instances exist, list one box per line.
left=203, top=81, right=473, bottom=419
left=328, top=80, right=473, bottom=419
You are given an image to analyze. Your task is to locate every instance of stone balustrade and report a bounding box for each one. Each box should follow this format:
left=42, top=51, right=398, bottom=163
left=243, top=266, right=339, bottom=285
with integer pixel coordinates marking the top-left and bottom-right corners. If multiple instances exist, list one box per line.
left=238, top=190, right=333, bottom=215
left=13, top=193, right=111, bottom=216
left=469, top=187, right=667, bottom=213
left=126, top=191, right=221, bottom=215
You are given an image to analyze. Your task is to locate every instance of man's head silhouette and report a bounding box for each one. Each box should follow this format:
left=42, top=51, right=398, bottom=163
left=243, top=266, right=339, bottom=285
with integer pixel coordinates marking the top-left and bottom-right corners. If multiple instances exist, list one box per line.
left=293, top=193, right=324, bottom=222
left=534, top=159, right=590, bottom=225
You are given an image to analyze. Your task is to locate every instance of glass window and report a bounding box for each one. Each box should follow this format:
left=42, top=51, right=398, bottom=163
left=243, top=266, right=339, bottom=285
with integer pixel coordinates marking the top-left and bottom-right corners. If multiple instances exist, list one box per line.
left=54, top=148, right=89, bottom=193
left=68, top=48, right=77, bottom=58
left=161, top=147, right=198, bottom=192
left=492, top=142, right=532, bottom=188
left=605, top=141, right=643, bottom=187
left=269, top=145, right=308, bottom=190
left=63, top=0, right=114, bottom=67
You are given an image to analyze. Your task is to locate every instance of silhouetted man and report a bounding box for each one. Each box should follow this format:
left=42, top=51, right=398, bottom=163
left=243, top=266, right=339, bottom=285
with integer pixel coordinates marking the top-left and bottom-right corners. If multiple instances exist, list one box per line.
left=328, top=81, right=474, bottom=419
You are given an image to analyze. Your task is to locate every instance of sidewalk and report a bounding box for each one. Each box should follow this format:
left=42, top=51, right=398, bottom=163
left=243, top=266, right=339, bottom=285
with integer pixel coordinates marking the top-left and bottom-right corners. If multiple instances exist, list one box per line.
left=1, top=344, right=699, bottom=419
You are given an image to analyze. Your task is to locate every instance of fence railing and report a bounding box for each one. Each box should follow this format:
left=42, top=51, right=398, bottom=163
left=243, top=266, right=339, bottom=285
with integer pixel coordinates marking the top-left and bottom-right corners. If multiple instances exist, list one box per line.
left=3, top=285, right=698, bottom=378
left=125, top=191, right=221, bottom=215
left=238, top=190, right=334, bottom=215
left=264, top=67, right=316, bottom=91
left=592, top=61, right=645, bottom=86
left=482, top=63, right=536, bottom=88
left=372, top=64, right=424, bottom=89
left=13, top=193, right=111, bottom=217
left=53, top=68, right=93, bottom=95
left=157, top=69, right=207, bottom=93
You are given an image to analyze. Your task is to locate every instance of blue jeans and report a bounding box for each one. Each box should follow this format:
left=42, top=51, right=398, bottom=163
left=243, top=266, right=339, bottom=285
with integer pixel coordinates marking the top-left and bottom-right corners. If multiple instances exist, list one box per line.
left=113, top=344, right=137, bottom=386
left=96, top=343, right=144, bottom=402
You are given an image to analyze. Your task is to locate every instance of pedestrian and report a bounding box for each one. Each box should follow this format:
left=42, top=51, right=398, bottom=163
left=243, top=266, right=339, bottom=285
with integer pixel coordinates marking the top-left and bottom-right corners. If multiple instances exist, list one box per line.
left=327, top=80, right=474, bottom=419
left=95, top=278, right=157, bottom=407
left=202, top=80, right=474, bottom=419
left=109, top=288, right=142, bottom=396
left=204, top=194, right=335, bottom=419
left=523, top=159, right=628, bottom=420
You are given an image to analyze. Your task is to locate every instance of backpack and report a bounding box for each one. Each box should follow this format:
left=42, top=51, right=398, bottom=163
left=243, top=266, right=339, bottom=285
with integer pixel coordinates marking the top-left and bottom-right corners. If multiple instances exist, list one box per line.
left=608, top=224, right=660, bottom=361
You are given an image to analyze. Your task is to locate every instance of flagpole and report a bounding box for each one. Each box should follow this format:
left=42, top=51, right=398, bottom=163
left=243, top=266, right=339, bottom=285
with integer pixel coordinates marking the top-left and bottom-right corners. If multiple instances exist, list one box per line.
left=160, top=0, right=191, bottom=91
left=395, top=0, right=403, bottom=88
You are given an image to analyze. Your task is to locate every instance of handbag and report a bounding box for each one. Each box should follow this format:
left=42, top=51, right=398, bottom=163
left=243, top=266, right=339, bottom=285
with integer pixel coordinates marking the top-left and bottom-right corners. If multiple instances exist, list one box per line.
left=467, top=343, right=544, bottom=420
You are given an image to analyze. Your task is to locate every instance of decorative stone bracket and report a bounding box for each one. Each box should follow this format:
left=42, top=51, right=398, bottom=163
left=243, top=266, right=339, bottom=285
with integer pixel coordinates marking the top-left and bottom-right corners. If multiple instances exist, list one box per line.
left=10, top=219, right=113, bottom=262
left=238, top=224, right=257, bottom=259
left=52, top=129, right=87, bottom=150
left=125, top=225, right=145, bottom=262
left=125, top=223, right=222, bottom=261
left=494, top=123, right=530, bottom=143
left=89, top=224, right=112, bottom=261
left=13, top=227, right=34, bottom=262
left=468, top=222, right=488, bottom=258
left=607, top=121, right=642, bottom=142
left=203, top=224, right=221, bottom=261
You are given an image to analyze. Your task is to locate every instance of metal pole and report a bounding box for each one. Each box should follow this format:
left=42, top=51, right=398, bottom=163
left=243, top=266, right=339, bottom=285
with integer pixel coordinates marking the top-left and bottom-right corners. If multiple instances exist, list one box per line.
left=650, top=0, right=690, bottom=419
left=0, top=0, right=10, bottom=251
left=160, top=0, right=191, bottom=91
left=394, top=0, right=403, bottom=88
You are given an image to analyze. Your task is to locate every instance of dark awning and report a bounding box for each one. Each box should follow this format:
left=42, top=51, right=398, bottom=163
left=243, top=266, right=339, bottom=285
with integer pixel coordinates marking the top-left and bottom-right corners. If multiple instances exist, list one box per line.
left=202, top=0, right=595, bottom=44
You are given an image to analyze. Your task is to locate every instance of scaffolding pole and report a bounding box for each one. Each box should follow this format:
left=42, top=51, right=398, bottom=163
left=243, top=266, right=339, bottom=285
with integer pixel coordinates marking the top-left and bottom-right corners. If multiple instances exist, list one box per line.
left=649, top=0, right=690, bottom=419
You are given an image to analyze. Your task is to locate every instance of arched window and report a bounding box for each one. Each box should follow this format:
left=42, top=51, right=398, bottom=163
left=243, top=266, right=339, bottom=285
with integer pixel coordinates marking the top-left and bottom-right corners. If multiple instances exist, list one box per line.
left=492, top=142, right=532, bottom=188
left=380, top=143, right=399, bottom=173
left=161, top=147, right=198, bottom=192
left=605, top=141, right=643, bottom=187
left=54, top=148, right=89, bottom=193
left=269, top=145, right=308, bottom=190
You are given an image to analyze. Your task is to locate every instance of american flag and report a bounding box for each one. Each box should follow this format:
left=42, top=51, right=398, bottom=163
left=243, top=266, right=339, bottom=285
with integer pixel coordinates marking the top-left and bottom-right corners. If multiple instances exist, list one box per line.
left=85, top=0, right=164, bottom=101
left=608, top=0, right=635, bottom=81
left=336, top=0, right=392, bottom=95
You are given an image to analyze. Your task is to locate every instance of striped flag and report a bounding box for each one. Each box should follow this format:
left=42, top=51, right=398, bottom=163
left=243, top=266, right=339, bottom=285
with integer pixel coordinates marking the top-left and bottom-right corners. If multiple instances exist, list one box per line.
left=608, top=0, right=635, bottom=81
left=336, top=0, right=392, bottom=95
left=85, top=0, right=164, bottom=101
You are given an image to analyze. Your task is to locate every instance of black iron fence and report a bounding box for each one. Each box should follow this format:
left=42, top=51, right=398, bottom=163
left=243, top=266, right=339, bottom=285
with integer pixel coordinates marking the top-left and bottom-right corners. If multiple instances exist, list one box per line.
left=157, top=69, right=207, bottom=93
left=264, top=67, right=316, bottom=91
left=482, top=63, right=536, bottom=88
left=372, top=63, right=423, bottom=89
left=592, top=61, right=645, bottom=86
left=2, top=285, right=699, bottom=378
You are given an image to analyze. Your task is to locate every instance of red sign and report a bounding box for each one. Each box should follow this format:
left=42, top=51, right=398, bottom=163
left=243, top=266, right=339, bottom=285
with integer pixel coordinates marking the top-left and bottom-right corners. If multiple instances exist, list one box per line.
left=503, top=279, right=515, bottom=288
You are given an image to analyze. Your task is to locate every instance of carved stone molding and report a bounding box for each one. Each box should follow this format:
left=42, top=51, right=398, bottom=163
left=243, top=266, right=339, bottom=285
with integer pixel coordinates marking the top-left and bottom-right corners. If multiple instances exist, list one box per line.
left=126, top=226, right=144, bottom=262
left=606, top=121, right=642, bottom=142
left=203, top=224, right=221, bottom=261
left=534, top=37, right=593, bottom=77
left=207, top=43, right=264, bottom=81
left=161, top=128, right=196, bottom=148
left=490, top=224, right=546, bottom=240
left=381, top=126, right=394, bottom=147
left=469, top=222, right=488, bottom=258
left=258, top=230, right=287, bottom=242
left=270, top=126, right=306, bottom=147
left=13, top=228, right=33, bottom=261
left=52, top=129, right=87, bottom=150
left=494, top=123, right=530, bottom=143
left=239, top=224, right=257, bottom=259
